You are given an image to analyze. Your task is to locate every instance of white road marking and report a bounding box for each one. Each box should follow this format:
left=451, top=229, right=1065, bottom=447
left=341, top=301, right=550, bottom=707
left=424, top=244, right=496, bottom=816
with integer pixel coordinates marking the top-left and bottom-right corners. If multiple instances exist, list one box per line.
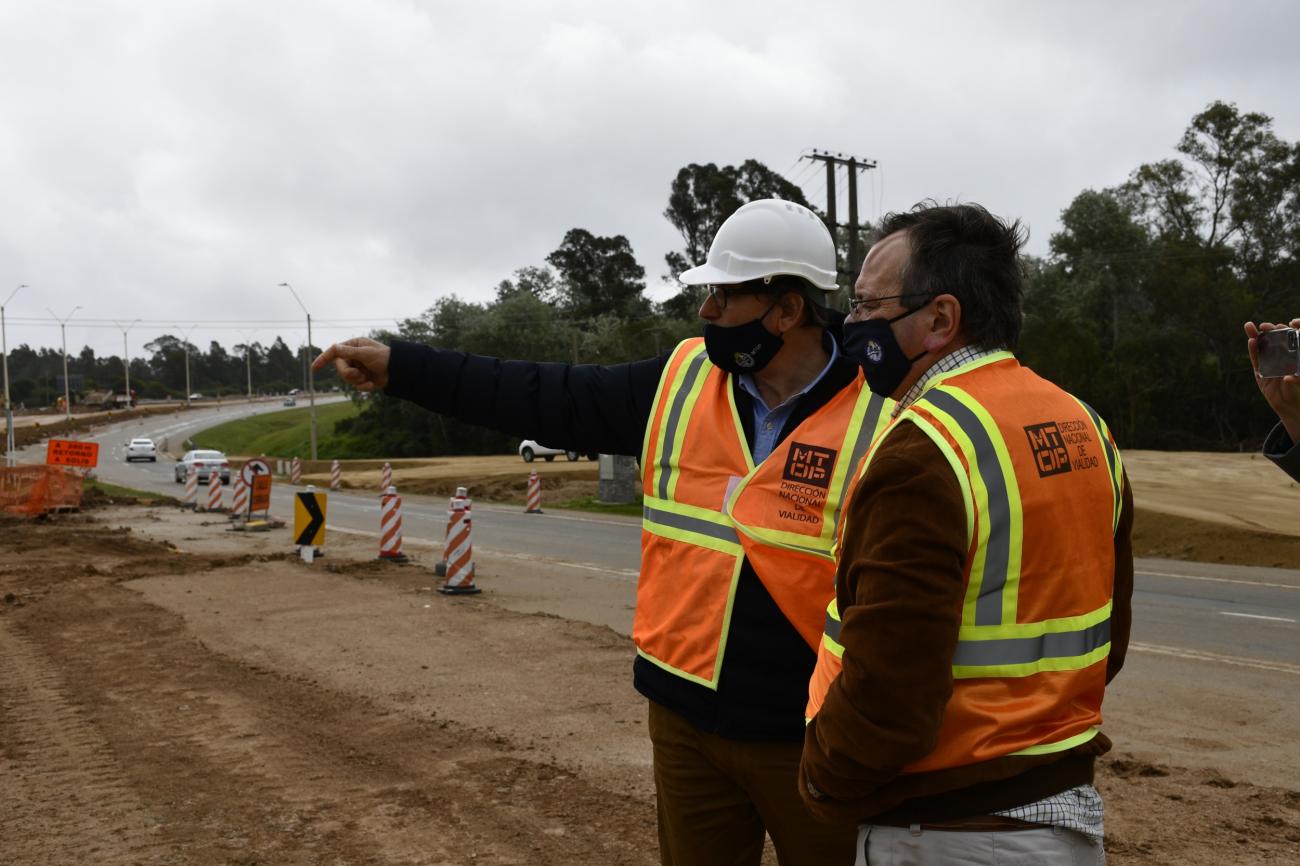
left=1218, top=611, right=1297, bottom=623
left=326, top=524, right=639, bottom=580
left=1138, top=569, right=1299, bottom=591
left=1129, top=641, right=1300, bottom=676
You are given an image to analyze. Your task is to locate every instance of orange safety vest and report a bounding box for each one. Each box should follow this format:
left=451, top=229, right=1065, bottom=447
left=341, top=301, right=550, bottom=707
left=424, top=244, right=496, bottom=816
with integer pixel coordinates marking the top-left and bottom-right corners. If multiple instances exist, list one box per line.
left=637, top=338, right=892, bottom=689
left=806, top=352, right=1126, bottom=771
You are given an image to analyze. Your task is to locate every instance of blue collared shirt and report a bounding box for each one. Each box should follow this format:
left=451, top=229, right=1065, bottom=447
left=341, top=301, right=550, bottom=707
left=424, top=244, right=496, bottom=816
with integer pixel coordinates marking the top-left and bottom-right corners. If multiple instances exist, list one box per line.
left=738, top=338, right=840, bottom=463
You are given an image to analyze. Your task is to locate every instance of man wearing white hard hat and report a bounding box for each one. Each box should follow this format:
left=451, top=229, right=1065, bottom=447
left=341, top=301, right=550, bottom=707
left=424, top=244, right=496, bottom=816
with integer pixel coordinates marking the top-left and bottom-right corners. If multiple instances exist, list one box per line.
left=315, top=199, right=891, bottom=865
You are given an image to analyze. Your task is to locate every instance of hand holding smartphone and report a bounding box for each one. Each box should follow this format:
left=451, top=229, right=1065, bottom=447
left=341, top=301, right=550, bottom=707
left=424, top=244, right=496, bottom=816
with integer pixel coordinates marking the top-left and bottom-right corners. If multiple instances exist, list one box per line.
left=1256, top=327, right=1300, bottom=378
left=1245, top=317, right=1300, bottom=446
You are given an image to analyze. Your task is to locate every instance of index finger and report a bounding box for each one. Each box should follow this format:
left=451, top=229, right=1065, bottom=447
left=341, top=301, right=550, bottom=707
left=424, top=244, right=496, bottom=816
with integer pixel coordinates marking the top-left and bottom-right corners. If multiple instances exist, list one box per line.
left=311, top=344, right=340, bottom=371
left=313, top=341, right=362, bottom=371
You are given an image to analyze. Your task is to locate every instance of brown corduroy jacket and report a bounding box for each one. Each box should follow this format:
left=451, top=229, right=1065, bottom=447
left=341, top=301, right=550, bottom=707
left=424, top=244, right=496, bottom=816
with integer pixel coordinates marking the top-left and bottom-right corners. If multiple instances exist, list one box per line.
left=799, top=422, right=1134, bottom=824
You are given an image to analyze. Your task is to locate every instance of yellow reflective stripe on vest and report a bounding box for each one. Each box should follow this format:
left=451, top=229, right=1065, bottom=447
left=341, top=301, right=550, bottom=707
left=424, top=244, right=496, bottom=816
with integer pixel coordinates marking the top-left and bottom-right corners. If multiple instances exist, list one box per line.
left=651, top=343, right=711, bottom=502
left=826, top=390, right=893, bottom=538
left=821, top=598, right=844, bottom=659
left=642, top=495, right=743, bottom=556
left=1011, top=725, right=1100, bottom=757
left=915, top=386, right=1024, bottom=627
left=725, top=368, right=757, bottom=474
left=952, top=601, right=1112, bottom=678
left=1072, top=397, right=1125, bottom=534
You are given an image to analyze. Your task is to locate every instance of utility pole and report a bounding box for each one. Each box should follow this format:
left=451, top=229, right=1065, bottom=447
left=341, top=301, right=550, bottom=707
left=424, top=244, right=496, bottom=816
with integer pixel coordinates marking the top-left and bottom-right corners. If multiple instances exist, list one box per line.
left=2, top=284, right=26, bottom=466
left=803, top=150, right=878, bottom=283
left=46, top=305, right=82, bottom=422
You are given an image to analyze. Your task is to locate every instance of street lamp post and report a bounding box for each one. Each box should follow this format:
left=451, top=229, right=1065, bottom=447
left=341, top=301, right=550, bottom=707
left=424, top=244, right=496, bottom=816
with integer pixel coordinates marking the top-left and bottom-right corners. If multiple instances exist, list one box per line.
left=279, top=282, right=317, bottom=461
left=46, top=305, right=82, bottom=422
left=114, top=318, right=141, bottom=410
left=238, top=330, right=257, bottom=402
left=2, top=284, right=26, bottom=466
left=180, top=324, right=197, bottom=409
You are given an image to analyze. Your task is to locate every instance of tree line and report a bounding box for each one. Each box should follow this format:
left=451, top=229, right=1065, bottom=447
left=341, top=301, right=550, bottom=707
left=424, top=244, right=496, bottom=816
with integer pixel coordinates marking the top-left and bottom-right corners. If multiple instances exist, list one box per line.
left=4, top=334, right=335, bottom=406
left=1020, top=100, right=1297, bottom=450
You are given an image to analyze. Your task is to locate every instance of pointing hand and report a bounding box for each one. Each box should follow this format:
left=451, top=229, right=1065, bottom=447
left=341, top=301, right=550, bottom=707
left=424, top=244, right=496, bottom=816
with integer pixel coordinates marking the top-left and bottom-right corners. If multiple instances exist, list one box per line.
left=313, top=338, right=391, bottom=392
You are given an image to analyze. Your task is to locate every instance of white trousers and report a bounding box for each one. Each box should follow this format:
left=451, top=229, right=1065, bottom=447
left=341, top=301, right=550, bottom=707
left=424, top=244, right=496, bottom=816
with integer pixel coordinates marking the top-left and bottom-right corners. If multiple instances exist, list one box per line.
left=856, top=824, right=1104, bottom=866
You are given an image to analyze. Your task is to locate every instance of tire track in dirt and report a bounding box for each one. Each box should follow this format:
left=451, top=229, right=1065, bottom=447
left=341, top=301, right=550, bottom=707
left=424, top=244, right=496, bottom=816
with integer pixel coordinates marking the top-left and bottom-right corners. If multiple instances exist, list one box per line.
left=0, top=621, right=166, bottom=865
left=2, top=519, right=659, bottom=865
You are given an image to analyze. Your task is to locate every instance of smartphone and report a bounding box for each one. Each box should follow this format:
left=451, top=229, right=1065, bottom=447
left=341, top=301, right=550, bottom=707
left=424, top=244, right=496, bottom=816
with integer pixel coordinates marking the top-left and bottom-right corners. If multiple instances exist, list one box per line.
left=1257, top=327, right=1300, bottom=378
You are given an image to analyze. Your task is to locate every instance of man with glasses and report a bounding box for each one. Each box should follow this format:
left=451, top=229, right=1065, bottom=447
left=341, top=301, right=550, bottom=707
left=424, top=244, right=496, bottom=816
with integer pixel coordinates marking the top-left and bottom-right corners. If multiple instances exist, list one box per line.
left=315, top=198, right=890, bottom=865
left=800, top=203, right=1134, bottom=865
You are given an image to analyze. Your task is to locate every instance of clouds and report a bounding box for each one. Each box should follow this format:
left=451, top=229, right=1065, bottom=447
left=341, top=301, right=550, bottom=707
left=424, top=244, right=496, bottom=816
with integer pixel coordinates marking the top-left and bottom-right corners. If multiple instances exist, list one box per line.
left=0, top=0, right=1296, bottom=361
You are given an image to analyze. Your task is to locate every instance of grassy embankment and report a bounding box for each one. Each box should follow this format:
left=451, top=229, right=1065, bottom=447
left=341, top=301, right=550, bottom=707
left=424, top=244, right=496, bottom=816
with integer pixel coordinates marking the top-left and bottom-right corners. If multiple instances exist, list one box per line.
left=192, top=401, right=365, bottom=458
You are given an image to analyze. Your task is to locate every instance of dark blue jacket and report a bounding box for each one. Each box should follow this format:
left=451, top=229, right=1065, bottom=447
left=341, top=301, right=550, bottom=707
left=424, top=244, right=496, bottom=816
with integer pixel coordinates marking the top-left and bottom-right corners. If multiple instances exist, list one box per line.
left=1264, top=423, right=1300, bottom=483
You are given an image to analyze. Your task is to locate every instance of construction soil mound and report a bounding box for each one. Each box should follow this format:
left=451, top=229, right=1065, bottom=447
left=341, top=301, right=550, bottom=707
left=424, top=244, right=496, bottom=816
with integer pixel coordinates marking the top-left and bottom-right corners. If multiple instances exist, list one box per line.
left=1, top=498, right=1297, bottom=865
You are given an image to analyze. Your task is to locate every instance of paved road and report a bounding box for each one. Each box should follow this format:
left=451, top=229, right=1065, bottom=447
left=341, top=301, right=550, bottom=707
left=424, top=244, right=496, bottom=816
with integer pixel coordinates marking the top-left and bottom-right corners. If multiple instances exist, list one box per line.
left=14, top=400, right=643, bottom=577
left=15, top=408, right=1299, bottom=674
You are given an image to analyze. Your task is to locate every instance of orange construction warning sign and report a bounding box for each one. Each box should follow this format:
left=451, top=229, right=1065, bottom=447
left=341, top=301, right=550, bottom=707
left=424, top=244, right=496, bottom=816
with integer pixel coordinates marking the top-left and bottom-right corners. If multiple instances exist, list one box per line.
left=250, top=474, right=272, bottom=513
left=0, top=466, right=86, bottom=515
left=46, top=439, right=100, bottom=468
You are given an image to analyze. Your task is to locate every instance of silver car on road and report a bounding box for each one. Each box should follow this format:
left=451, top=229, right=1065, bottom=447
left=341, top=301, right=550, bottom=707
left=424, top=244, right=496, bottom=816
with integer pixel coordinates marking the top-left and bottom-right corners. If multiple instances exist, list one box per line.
left=173, top=450, right=231, bottom=485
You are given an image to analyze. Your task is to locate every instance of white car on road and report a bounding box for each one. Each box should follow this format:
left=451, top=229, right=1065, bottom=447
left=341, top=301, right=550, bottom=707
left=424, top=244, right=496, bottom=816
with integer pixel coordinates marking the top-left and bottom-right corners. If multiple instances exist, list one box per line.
left=518, top=440, right=597, bottom=463
left=174, top=450, right=232, bottom=485
left=125, top=438, right=158, bottom=462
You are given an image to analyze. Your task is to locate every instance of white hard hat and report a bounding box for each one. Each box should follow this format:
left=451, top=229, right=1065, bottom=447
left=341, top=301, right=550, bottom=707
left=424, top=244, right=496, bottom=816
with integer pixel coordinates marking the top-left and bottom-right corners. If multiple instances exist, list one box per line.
left=678, top=198, right=838, bottom=295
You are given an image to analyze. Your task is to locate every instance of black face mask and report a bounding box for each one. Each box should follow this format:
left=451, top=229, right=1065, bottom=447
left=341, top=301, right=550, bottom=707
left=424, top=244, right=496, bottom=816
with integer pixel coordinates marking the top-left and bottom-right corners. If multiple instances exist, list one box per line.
left=843, top=305, right=928, bottom=397
left=703, top=302, right=784, bottom=374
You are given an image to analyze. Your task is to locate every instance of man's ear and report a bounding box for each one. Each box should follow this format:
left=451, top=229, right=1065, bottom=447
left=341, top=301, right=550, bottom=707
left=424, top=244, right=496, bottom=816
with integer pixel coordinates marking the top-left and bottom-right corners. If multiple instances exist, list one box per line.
left=775, top=292, right=807, bottom=333
left=924, top=294, right=962, bottom=352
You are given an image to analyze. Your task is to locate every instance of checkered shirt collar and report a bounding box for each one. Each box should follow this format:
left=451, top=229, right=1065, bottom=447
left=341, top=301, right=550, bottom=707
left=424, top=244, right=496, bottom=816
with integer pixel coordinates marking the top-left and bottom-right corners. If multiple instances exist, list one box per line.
left=892, top=344, right=1004, bottom=418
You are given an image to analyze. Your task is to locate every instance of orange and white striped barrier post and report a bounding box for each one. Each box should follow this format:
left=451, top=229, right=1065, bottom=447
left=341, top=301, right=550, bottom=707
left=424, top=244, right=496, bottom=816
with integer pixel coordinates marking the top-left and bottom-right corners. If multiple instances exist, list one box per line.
left=524, top=471, right=542, bottom=514
left=203, top=468, right=223, bottom=512
left=330, top=459, right=341, bottom=491
left=377, top=485, right=407, bottom=562
left=290, top=456, right=302, bottom=485
left=439, top=488, right=479, bottom=594
left=183, top=464, right=198, bottom=509
left=380, top=461, right=392, bottom=494
left=434, top=493, right=455, bottom=575
left=230, top=475, right=249, bottom=518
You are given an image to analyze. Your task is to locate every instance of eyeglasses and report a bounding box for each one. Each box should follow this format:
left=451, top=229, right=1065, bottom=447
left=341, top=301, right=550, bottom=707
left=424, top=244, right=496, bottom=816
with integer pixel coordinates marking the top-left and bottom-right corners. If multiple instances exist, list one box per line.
left=706, top=283, right=772, bottom=311
left=846, top=292, right=933, bottom=319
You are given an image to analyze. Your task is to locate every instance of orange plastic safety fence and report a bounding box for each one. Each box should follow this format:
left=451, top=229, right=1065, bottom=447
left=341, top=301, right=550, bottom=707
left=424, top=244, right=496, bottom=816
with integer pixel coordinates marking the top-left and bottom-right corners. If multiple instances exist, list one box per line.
left=0, top=466, right=86, bottom=516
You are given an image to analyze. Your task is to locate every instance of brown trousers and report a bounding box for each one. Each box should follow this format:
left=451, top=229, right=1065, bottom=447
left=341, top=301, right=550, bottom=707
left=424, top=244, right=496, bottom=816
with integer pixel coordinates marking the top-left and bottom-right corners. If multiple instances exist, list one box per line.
left=648, top=701, right=856, bottom=866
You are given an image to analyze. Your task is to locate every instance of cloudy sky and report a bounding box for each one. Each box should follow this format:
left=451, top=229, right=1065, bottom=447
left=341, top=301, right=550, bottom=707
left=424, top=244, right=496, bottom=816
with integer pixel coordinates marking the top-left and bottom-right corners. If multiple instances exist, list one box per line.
left=1, top=0, right=1296, bottom=362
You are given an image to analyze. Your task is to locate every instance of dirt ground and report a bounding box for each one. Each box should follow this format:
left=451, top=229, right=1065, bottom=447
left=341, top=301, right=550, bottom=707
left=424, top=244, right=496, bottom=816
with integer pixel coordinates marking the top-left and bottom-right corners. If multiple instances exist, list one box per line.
left=1, top=495, right=1298, bottom=865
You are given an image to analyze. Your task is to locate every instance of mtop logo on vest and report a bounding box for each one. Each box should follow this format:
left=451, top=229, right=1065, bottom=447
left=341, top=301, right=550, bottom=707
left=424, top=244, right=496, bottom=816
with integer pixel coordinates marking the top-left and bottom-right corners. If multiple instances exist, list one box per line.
left=777, top=442, right=837, bottom=525
left=783, top=442, right=836, bottom=488
left=1024, top=421, right=1100, bottom=477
